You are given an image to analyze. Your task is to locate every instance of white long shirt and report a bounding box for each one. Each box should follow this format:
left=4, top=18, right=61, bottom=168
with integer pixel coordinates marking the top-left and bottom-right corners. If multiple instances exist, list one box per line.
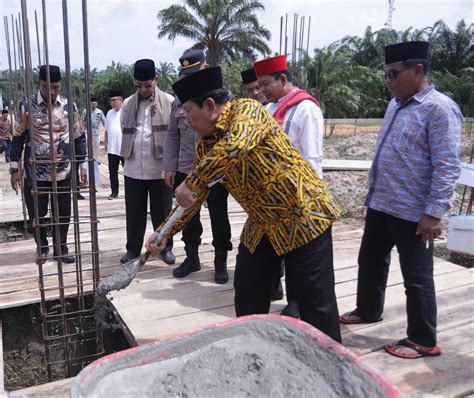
left=266, top=94, right=324, bottom=178
left=105, top=108, right=122, bottom=156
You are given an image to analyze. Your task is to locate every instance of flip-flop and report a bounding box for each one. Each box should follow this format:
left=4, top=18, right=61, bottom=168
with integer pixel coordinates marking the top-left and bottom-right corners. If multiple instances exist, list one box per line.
left=339, top=309, right=383, bottom=325
left=384, top=338, right=441, bottom=359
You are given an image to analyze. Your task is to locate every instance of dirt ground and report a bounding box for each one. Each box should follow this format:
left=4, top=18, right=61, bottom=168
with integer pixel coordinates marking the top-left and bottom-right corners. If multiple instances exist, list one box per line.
left=2, top=305, right=55, bottom=391
left=434, top=244, right=473, bottom=268
left=323, top=131, right=472, bottom=237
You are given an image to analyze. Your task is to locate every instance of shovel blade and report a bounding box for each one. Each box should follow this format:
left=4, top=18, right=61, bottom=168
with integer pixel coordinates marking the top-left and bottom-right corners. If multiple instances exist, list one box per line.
left=97, top=258, right=141, bottom=294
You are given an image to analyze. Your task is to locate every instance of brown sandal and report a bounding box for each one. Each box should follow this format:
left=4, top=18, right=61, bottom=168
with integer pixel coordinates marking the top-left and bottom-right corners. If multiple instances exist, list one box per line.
left=384, top=338, right=441, bottom=359
left=339, top=309, right=383, bottom=325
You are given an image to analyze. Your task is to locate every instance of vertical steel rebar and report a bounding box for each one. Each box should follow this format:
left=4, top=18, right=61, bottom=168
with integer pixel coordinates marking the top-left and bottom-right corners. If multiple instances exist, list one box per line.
left=34, top=10, right=41, bottom=67
left=306, top=16, right=311, bottom=56
left=15, top=18, right=25, bottom=99
left=11, top=15, right=17, bottom=73
left=10, top=15, right=19, bottom=118
left=3, top=16, right=14, bottom=123
left=19, top=0, right=54, bottom=381
left=82, top=0, right=104, bottom=356
left=284, top=13, right=288, bottom=57
left=4, top=15, right=29, bottom=237
left=42, top=0, right=71, bottom=378
left=62, top=0, right=89, bottom=372
left=279, top=16, right=283, bottom=56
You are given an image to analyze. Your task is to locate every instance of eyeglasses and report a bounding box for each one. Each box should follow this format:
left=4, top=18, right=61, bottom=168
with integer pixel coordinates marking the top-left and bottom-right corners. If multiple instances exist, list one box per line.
left=384, top=67, right=412, bottom=80
left=134, top=83, right=154, bottom=89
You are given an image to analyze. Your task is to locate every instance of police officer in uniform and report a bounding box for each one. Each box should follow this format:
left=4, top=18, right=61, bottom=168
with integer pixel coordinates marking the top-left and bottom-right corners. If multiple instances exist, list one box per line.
left=163, top=50, right=232, bottom=284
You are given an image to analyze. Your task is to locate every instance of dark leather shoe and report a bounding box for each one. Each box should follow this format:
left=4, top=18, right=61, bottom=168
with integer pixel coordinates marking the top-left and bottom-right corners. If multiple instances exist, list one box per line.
left=214, top=249, right=229, bottom=284
left=108, top=193, right=118, bottom=200
left=173, top=257, right=201, bottom=278
left=161, top=249, right=176, bottom=265
left=120, top=251, right=139, bottom=264
left=59, top=254, right=75, bottom=264
left=281, top=300, right=300, bottom=318
left=271, top=281, right=284, bottom=301
left=214, top=270, right=229, bottom=284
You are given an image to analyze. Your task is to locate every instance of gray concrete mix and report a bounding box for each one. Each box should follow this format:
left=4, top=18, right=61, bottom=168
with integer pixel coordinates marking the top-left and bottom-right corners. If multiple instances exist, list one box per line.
left=72, top=318, right=388, bottom=397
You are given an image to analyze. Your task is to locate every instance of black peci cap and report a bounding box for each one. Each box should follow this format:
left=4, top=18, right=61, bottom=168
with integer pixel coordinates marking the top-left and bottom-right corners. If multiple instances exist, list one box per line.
left=241, top=68, right=257, bottom=84
left=172, top=67, right=223, bottom=104
left=91, top=97, right=98, bottom=102
left=134, top=59, right=156, bottom=81
left=385, top=41, right=429, bottom=64
left=39, top=65, right=61, bottom=82
left=109, top=90, right=122, bottom=98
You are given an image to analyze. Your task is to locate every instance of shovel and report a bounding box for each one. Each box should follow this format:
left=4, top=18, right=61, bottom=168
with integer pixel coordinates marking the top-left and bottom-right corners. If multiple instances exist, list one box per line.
left=97, top=206, right=186, bottom=295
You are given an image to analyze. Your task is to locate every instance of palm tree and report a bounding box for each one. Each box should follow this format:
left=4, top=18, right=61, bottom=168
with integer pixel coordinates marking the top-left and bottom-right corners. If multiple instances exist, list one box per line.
left=305, top=43, right=389, bottom=119
left=429, top=20, right=473, bottom=75
left=157, top=0, right=271, bottom=66
left=157, top=62, right=177, bottom=93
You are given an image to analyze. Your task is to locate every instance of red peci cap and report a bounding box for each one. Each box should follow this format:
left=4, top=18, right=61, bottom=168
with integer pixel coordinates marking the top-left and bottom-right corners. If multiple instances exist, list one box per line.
left=253, top=55, right=288, bottom=77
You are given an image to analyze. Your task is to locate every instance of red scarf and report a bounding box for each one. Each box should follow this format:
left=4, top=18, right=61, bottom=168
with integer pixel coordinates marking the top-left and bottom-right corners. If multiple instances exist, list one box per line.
left=273, top=88, right=320, bottom=126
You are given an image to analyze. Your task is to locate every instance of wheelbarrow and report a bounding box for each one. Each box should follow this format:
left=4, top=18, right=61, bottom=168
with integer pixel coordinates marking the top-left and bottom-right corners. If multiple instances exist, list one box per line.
left=71, top=315, right=401, bottom=397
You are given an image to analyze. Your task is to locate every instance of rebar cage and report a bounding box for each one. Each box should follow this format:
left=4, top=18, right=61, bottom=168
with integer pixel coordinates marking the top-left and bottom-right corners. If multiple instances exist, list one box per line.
left=3, top=0, right=103, bottom=380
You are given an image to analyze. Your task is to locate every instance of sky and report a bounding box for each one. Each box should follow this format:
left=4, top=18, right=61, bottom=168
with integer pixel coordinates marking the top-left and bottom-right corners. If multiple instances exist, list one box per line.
left=0, top=0, right=472, bottom=71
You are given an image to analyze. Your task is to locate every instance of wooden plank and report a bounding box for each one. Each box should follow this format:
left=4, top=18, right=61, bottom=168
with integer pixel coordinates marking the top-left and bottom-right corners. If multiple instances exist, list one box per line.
left=12, top=377, right=73, bottom=398
left=342, top=292, right=473, bottom=353
left=325, top=118, right=384, bottom=124
left=361, top=323, right=474, bottom=398
left=336, top=264, right=471, bottom=299
left=111, top=254, right=471, bottom=343
left=323, top=159, right=372, bottom=171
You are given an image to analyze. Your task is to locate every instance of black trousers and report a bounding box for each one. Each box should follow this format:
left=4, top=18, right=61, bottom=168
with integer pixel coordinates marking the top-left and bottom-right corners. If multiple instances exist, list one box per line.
left=24, top=177, right=71, bottom=255
left=108, top=153, right=124, bottom=196
left=234, top=228, right=341, bottom=343
left=124, top=176, right=173, bottom=256
left=356, top=208, right=437, bottom=347
left=0, top=138, right=11, bottom=161
left=175, top=171, right=232, bottom=251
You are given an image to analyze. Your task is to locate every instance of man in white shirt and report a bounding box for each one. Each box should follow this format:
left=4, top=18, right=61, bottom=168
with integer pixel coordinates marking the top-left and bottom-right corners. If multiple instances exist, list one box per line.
left=254, top=55, right=325, bottom=318
left=104, top=90, right=124, bottom=200
left=255, top=55, right=324, bottom=178
left=119, top=59, right=176, bottom=265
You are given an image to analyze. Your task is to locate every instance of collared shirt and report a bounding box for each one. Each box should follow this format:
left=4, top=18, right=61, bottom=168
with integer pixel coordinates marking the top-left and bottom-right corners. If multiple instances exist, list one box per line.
left=366, top=85, right=462, bottom=222
left=82, top=107, right=106, bottom=135
left=161, top=99, right=341, bottom=256
left=266, top=90, right=324, bottom=178
left=105, top=108, right=122, bottom=156
left=163, top=99, right=200, bottom=174
left=0, top=117, right=12, bottom=140
left=10, top=91, right=86, bottom=181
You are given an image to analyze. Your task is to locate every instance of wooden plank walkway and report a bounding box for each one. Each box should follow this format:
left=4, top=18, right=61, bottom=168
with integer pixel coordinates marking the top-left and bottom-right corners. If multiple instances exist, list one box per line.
left=323, top=159, right=372, bottom=171
left=1, top=154, right=473, bottom=397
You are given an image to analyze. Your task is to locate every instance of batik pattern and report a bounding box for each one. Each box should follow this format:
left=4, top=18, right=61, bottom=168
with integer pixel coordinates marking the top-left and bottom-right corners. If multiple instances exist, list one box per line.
left=161, top=98, right=341, bottom=255
left=366, top=85, right=462, bottom=222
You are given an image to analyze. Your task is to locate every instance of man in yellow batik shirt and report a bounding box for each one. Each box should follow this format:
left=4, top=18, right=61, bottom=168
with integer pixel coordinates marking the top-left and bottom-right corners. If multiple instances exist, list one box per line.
left=146, top=67, right=342, bottom=342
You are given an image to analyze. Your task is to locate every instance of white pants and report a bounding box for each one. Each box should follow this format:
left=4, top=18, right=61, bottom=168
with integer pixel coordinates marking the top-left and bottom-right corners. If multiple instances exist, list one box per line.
left=92, top=134, right=100, bottom=160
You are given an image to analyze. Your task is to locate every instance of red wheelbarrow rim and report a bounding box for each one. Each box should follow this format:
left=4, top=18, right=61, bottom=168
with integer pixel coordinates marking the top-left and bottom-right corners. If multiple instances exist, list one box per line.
left=74, top=314, right=401, bottom=398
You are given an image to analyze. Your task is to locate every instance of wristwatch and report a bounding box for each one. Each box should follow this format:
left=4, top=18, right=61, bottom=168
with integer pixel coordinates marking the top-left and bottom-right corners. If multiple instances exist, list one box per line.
left=9, top=167, right=19, bottom=175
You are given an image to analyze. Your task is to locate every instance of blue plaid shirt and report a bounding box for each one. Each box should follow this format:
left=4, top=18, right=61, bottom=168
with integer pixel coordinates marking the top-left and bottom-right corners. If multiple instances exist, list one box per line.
left=366, top=85, right=462, bottom=222
left=82, top=108, right=105, bottom=136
